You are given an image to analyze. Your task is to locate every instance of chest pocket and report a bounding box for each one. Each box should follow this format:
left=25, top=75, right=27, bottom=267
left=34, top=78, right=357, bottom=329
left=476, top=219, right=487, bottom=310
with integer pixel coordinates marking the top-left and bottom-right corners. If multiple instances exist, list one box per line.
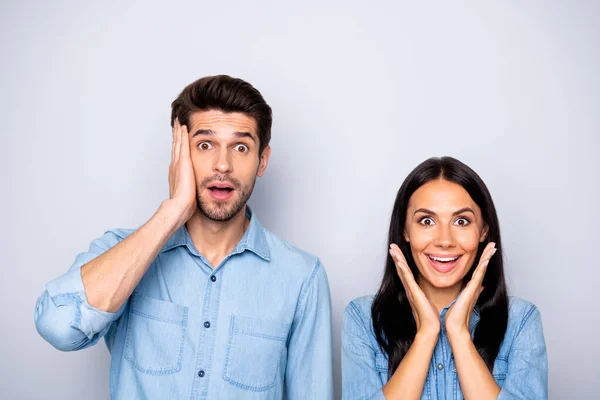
left=223, top=315, right=290, bottom=392
left=452, top=357, right=509, bottom=399
left=123, top=292, right=188, bottom=375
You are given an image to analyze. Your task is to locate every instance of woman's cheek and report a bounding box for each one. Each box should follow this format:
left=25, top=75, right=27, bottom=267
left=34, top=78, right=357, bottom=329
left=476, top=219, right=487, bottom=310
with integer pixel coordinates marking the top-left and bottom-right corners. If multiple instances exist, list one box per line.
left=455, top=229, right=481, bottom=253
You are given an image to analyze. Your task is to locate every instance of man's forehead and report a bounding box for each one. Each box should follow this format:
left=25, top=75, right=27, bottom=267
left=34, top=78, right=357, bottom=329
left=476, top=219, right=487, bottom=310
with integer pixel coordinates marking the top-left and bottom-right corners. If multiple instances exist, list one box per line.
left=188, top=110, right=257, bottom=134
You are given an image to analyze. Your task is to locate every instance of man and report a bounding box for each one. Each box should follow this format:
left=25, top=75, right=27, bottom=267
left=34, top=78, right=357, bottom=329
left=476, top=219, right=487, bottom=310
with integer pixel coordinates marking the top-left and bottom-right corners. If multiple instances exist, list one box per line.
left=34, top=75, right=334, bottom=399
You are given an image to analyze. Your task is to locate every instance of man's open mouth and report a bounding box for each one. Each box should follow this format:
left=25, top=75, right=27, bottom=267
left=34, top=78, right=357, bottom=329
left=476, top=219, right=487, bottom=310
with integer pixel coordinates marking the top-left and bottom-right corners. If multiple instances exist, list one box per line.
left=207, top=183, right=235, bottom=200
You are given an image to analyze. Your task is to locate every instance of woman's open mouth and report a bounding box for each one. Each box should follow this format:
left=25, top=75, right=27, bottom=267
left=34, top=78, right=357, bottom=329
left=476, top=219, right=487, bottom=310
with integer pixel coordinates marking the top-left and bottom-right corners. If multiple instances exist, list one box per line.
left=426, top=254, right=462, bottom=273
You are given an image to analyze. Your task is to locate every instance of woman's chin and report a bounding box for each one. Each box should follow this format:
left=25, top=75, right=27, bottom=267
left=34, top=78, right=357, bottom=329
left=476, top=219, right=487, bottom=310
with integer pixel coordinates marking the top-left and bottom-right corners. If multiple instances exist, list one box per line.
left=419, top=267, right=466, bottom=290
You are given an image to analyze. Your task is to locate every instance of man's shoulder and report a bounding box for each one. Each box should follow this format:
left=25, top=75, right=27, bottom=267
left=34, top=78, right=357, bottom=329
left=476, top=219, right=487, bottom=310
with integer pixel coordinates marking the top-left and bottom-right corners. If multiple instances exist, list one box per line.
left=105, top=228, right=135, bottom=240
left=262, top=228, right=320, bottom=272
left=86, top=228, right=135, bottom=251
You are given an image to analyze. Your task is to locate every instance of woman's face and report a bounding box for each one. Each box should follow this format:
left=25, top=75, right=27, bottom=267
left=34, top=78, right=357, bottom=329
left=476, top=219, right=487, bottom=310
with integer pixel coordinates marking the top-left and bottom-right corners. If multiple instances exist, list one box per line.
left=404, top=179, right=488, bottom=292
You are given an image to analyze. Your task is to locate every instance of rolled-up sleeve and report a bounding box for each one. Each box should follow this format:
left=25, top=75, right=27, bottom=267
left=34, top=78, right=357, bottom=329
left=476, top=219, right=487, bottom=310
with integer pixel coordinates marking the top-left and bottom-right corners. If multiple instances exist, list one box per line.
left=342, top=301, right=386, bottom=400
left=34, top=231, right=127, bottom=351
left=497, top=306, right=548, bottom=399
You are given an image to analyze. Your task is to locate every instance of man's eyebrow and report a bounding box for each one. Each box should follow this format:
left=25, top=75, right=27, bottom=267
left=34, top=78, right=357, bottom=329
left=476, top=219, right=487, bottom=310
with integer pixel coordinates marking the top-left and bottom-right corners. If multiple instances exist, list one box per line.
left=192, top=129, right=215, bottom=138
left=191, top=130, right=256, bottom=143
left=233, top=131, right=256, bottom=143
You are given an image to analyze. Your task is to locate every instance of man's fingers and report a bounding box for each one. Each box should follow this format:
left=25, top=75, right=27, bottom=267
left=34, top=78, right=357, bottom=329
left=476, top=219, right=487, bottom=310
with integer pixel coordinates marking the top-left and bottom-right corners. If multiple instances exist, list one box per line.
left=173, top=119, right=182, bottom=163
left=180, top=125, right=190, bottom=159
left=171, top=119, right=178, bottom=162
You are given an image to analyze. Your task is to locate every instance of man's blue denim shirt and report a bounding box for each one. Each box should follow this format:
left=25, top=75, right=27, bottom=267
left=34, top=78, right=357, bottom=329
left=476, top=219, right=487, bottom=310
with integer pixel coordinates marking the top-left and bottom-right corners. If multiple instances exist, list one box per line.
left=342, top=295, right=548, bottom=400
left=35, top=209, right=334, bottom=399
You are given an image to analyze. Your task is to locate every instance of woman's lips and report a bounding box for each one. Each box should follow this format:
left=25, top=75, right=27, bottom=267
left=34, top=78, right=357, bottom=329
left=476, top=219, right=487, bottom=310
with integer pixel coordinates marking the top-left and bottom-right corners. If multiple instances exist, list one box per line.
left=426, top=254, right=462, bottom=273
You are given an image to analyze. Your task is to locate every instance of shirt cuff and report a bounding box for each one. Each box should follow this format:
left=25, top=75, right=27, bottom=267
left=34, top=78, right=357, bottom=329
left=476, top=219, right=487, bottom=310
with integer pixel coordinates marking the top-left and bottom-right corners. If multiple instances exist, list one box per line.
left=45, top=267, right=119, bottom=340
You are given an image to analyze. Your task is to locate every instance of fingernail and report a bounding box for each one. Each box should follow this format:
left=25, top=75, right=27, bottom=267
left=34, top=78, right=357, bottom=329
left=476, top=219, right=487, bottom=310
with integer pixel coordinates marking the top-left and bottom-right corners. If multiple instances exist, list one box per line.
left=492, top=248, right=497, bottom=256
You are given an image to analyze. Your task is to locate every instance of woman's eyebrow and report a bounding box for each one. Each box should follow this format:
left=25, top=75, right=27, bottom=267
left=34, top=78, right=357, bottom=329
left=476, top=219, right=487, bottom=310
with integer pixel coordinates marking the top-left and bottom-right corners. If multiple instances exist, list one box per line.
left=413, top=208, right=436, bottom=216
left=413, top=207, right=475, bottom=216
left=452, top=207, right=475, bottom=216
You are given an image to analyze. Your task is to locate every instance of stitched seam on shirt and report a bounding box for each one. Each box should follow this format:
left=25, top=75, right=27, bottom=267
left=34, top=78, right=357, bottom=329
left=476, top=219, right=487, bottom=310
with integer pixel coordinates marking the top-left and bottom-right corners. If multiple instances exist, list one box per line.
left=503, top=303, right=537, bottom=357
left=347, top=302, right=369, bottom=337
left=517, top=304, right=537, bottom=335
left=129, top=309, right=186, bottom=325
left=123, top=308, right=187, bottom=374
left=231, top=330, right=287, bottom=342
left=292, top=259, right=321, bottom=323
left=50, top=292, right=80, bottom=306
left=223, top=315, right=281, bottom=392
left=160, top=242, right=187, bottom=253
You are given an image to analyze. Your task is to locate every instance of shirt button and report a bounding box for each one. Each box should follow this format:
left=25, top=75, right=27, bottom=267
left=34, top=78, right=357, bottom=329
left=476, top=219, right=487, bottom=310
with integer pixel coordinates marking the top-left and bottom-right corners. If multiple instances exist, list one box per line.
left=198, top=370, right=205, bottom=377
left=437, top=363, right=444, bottom=370
left=210, top=276, right=217, bottom=282
left=204, top=321, right=211, bottom=328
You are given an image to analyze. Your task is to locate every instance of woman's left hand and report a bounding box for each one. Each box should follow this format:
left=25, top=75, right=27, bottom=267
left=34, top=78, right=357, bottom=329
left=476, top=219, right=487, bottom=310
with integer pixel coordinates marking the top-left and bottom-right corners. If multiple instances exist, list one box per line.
left=445, top=242, right=497, bottom=338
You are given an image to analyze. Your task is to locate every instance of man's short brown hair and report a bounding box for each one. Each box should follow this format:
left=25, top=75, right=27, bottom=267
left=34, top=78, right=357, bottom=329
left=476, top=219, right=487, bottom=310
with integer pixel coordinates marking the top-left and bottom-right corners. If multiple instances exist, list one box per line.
left=171, top=75, right=272, bottom=156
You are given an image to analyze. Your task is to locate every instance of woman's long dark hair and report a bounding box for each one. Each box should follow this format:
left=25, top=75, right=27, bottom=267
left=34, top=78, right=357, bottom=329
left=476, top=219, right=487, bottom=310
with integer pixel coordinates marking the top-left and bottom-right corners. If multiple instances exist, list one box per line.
left=372, top=156, right=508, bottom=374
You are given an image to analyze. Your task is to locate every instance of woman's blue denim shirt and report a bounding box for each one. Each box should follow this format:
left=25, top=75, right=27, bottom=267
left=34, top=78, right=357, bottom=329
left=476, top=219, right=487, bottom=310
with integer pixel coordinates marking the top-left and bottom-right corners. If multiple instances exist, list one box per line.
left=342, top=295, right=548, bottom=400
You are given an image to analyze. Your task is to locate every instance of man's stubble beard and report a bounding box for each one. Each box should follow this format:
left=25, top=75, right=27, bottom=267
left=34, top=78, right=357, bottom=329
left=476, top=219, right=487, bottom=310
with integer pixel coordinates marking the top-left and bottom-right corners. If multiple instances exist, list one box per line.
left=196, top=176, right=257, bottom=222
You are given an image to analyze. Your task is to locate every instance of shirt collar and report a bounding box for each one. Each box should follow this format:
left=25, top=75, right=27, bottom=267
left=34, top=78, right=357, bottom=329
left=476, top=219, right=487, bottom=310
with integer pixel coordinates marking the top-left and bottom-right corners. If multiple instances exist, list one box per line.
left=439, top=291, right=481, bottom=331
left=161, top=206, right=270, bottom=261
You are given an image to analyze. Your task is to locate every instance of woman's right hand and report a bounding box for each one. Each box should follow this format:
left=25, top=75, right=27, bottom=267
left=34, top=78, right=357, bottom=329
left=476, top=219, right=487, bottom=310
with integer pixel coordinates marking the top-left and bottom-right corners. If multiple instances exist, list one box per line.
left=389, top=243, right=440, bottom=337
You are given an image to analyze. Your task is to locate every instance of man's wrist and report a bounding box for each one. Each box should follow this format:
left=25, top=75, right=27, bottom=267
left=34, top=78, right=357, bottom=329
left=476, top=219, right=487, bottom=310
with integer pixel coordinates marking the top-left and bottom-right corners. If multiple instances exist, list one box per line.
left=157, top=199, right=191, bottom=232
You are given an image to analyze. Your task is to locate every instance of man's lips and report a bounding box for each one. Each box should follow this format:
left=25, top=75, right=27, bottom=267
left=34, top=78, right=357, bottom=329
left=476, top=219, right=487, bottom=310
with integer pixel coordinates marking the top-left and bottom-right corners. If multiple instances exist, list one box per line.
left=207, top=182, right=235, bottom=200
left=207, top=181, right=234, bottom=190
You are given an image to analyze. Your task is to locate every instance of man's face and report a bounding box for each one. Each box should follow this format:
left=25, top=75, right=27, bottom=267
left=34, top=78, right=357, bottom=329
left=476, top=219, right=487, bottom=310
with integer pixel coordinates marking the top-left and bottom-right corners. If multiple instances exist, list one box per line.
left=187, top=110, right=270, bottom=221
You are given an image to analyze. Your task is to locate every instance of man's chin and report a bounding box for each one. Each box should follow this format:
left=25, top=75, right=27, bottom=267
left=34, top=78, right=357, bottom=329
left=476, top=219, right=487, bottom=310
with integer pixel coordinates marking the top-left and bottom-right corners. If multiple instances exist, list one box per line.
left=197, top=199, right=245, bottom=222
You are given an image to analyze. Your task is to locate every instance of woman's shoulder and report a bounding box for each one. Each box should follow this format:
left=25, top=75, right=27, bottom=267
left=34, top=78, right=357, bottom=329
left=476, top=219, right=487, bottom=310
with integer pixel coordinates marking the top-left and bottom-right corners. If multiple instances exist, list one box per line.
left=504, top=296, right=544, bottom=338
left=343, top=295, right=376, bottom=330
left=507, top=295, right=540, bottom=319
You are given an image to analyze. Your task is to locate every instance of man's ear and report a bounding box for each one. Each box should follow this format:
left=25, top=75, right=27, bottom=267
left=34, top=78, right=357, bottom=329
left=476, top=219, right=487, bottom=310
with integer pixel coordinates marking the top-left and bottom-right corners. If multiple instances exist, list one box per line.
left=257, top=145, right=271, bottom=177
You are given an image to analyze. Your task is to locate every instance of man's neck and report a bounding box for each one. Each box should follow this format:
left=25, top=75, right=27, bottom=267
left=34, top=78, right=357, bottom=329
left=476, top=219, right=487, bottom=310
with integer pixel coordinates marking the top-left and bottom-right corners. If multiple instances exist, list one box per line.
left=185, top=206, right=250, bottom=268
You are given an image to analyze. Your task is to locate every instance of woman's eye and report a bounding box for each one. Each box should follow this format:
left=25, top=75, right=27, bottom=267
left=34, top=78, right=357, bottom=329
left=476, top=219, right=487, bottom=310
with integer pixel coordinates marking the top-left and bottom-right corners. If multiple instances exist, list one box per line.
left=199, top=142, right=212, bottom=150
left=455, top=217, right=470, bottom=226
left=235, top=144, right=249, bottom=153
left=420, top=217, right=434, bottom=226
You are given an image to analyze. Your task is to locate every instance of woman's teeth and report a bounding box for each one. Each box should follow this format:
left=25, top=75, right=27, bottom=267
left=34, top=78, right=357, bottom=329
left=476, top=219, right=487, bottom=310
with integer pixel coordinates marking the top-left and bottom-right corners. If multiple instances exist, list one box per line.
left=428, top=255, right=459, bottom=263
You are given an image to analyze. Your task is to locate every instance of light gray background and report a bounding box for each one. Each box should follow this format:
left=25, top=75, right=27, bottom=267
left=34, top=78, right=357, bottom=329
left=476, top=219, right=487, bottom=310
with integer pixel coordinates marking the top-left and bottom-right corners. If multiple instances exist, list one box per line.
left=1, top=1, right=598, bottom=399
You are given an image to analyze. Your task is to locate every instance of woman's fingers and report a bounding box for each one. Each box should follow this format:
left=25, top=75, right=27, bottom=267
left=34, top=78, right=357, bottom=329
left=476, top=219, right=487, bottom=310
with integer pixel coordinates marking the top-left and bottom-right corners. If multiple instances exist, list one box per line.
left=471, top=242, right=497, bottom=287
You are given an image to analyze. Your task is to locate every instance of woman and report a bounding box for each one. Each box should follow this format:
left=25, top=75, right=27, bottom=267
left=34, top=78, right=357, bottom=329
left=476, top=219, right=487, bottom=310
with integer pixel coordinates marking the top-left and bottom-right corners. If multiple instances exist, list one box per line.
left=342, top=157, right=547, bottom=400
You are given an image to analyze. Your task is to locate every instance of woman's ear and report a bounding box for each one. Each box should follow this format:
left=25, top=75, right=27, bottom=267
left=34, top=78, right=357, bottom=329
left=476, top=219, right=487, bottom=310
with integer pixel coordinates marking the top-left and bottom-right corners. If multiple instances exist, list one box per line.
left=480, top=225, right=489, bottom=242
left=404, top=230, right=410, bottom=242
